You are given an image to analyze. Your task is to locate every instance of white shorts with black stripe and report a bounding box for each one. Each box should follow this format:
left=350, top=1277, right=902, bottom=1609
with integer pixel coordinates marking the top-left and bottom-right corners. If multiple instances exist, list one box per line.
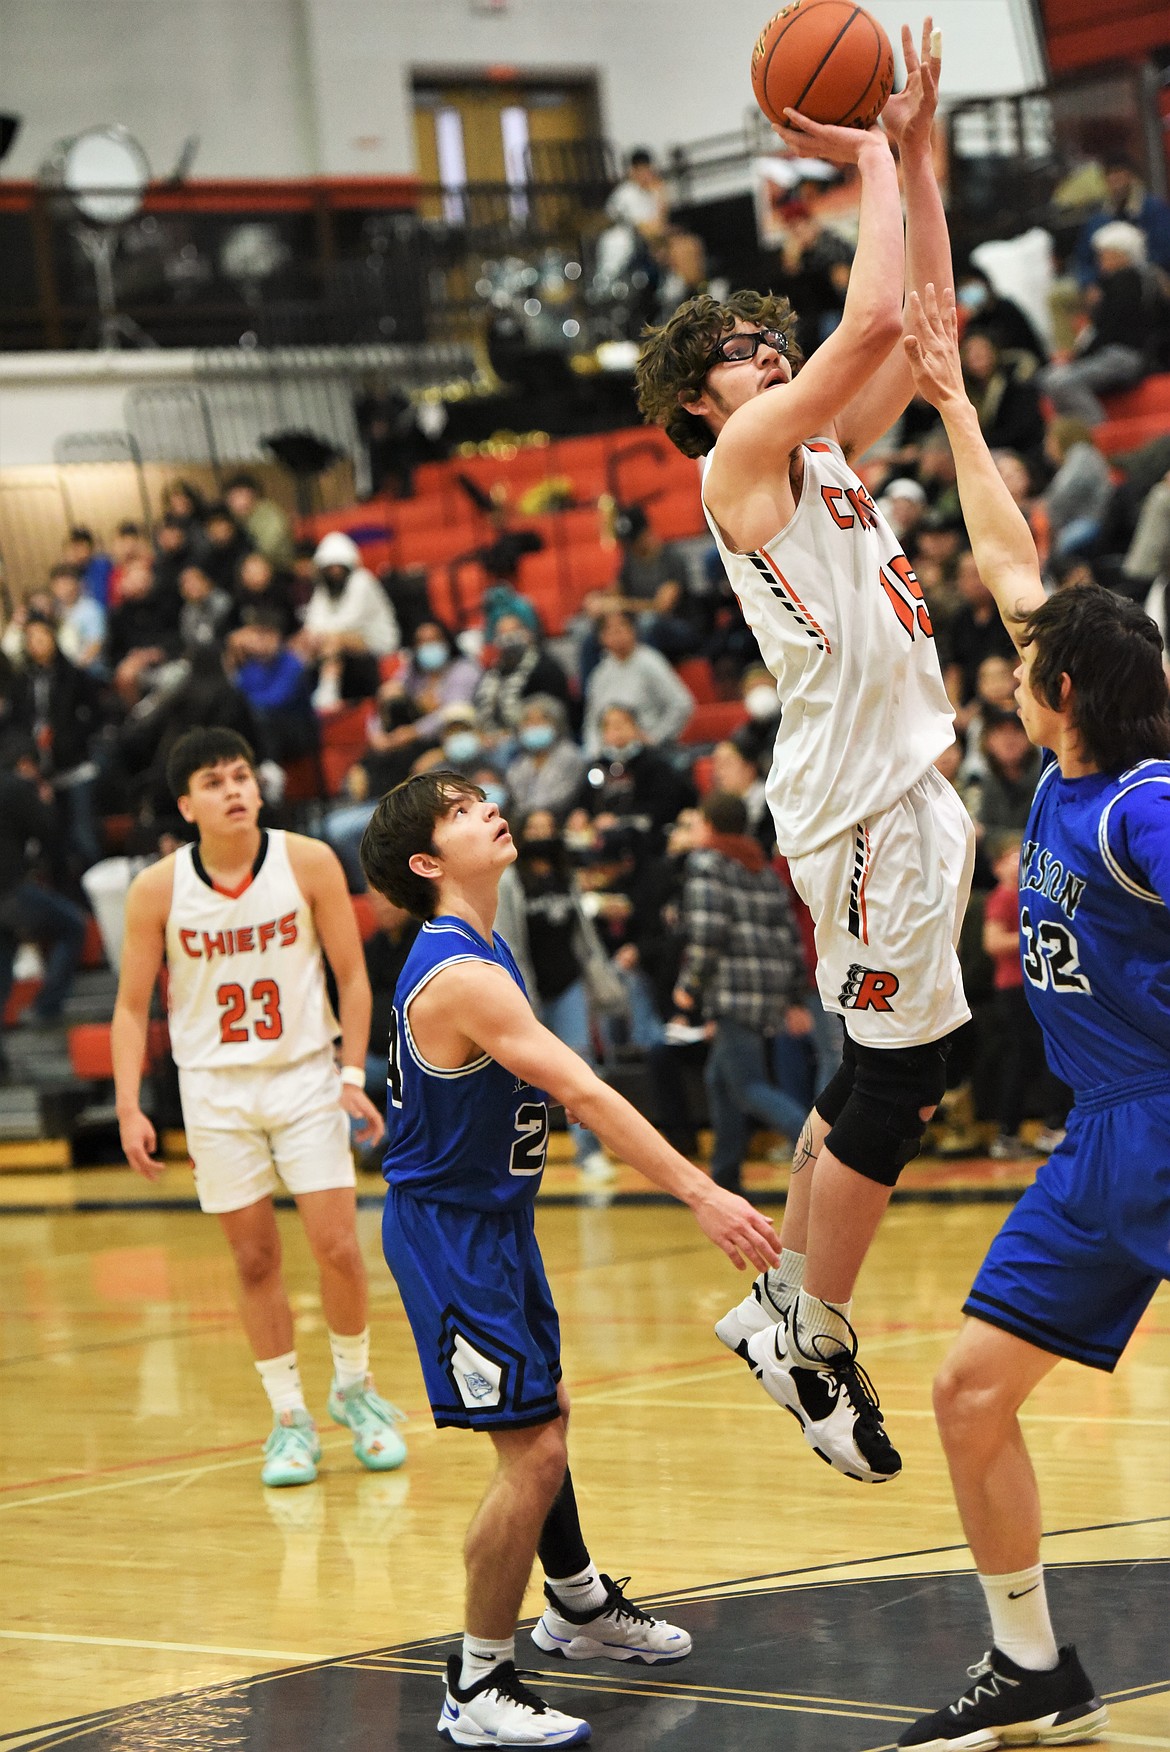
left=786, top=764, right=975, bottom=1049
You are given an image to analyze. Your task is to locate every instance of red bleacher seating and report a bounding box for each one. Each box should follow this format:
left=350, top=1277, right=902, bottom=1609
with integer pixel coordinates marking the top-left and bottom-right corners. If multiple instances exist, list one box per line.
left=679, top=701, right=749, bottom=745
left=645, top=487, right=706, bottom=542
left=68, top=1019, right=170, bottom=1081
left=321, top=746, right=357, bottom=796
left=394, top=521, right=484, bottom=571
left=677, top=657, right=719, bottom=704
left=515, top=544, right=620, bottom=633
left=1095, top=372, right=1170, bottom=457
left=692, top=753, right=715, bottom=795
left=351, top=894, right=376, bottom=940
left=320, top=702, right=370, bottom=749
left=426, top=560, right=490, bottom=628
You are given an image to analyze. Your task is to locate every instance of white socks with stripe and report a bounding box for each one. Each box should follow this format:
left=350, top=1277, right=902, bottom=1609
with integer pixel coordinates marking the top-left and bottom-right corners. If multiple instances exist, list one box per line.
left=460, top=1633, right=515, bottom=1690
left=546, top=1561, right=610, bottom=1615
left=764, top=1249, right=805, bottom=1317
left=255, top=1350, right=307, bottom=1417
left=790, top=1290, right=854, bottom=1362
left=329, top=1327, right=370, bottom=1392
left=978, top=1564, right=1059, bottom=1671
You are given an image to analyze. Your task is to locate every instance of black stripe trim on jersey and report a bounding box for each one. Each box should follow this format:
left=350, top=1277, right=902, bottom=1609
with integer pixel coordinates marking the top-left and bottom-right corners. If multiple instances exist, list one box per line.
left=192, top=829, right=269, bottom=892
left=746, top=551, right=828, bottom=651
left=846, top=825, right=868, bottom=941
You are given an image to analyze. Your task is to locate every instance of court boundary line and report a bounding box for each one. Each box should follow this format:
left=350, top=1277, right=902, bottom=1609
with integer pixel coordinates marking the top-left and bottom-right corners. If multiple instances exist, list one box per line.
left=6, top=1559, right=1166, bottom=1750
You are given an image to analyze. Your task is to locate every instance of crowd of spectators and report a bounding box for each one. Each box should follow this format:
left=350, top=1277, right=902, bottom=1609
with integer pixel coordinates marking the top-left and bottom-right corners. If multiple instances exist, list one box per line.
left=4, top=169, right=1170, bottom=1156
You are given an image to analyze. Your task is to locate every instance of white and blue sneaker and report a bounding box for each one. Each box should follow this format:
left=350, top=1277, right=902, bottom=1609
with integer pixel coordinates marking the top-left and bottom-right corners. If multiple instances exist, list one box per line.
left=437, top=1655, right=590, bottom=1746
left=531, top=1574, right=692, bottom=1665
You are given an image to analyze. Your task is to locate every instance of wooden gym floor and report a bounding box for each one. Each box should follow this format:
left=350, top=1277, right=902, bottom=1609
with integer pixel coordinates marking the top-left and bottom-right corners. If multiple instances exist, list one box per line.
left=1, top=1175, right=1167, bottom=1749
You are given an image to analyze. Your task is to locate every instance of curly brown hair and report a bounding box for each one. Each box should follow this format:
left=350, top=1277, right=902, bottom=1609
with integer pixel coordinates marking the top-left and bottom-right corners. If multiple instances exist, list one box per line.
left=635, top=290, right=803, bottom=458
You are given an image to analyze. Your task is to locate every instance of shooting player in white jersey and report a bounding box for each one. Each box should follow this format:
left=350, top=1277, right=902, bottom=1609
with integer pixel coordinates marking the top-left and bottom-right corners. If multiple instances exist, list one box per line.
left=113, top=728, right=406, bottom=1489
left=635, top=21, right=966, bottom=1483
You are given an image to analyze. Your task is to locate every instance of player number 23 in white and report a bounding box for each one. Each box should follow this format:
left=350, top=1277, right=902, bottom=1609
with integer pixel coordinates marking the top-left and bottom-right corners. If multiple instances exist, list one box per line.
left=1019, top=907, right=1092, bottom=995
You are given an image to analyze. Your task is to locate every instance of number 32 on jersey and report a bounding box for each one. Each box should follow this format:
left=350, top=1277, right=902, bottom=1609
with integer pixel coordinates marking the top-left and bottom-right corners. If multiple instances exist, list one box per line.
left=1019, top=906, right=1092, bottom=995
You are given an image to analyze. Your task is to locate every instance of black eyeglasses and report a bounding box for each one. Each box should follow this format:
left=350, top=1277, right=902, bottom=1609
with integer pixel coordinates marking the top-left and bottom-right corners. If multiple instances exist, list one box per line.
left=706, top=327, right=789, bottom=369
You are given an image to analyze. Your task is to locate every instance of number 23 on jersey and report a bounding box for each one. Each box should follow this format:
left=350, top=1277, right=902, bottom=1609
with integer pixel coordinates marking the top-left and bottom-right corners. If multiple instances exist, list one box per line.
left=217, top=978, right=284, bottom=1044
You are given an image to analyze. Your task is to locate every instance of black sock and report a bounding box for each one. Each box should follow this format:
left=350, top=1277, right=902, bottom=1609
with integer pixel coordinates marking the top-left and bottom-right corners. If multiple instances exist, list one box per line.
left=537, top=1468, right=590, bottom=1579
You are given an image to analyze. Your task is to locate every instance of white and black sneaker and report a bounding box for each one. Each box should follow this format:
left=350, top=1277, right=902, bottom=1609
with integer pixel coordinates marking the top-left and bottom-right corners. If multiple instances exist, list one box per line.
left=437, top=1655, right=590, bottom=1746
left=532, top=1574, right=692, bottom=1665
left=714, top=1271, right=790, bottom=1361
left=745, top=1310, right=901, bottom=1482
left=897, top=1645, right=1107, bottom=1748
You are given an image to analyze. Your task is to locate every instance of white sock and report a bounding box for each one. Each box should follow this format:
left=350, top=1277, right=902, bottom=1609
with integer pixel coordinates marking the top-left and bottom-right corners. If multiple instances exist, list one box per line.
left=791, top=1290, right=854, bottom=1362
left=978, top=1564, right=1059, bottom=1671
left=329, top=1327, right=370, bottom=1391
left=459, top=1632, right=515, bottom=1690
left=764, top=1249, right=805, bottom=1315
left=255, top=1350, right=307, bottom=1417
left=546, top=1561, right=609, bottom=1615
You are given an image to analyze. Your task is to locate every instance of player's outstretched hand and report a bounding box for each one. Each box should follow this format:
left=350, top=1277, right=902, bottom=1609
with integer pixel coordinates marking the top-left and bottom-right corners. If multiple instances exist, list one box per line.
left=341, top=1082, right=386, bottom=1148
left=691, top=1181, right=780, bottom=1272
left=121, top=1109, right=164, bottom=1181
left=904, top=282, right=965, bottom=410
left=881, top=18, right=941, bottom=156
left=773, top=113, right=890, bottom=167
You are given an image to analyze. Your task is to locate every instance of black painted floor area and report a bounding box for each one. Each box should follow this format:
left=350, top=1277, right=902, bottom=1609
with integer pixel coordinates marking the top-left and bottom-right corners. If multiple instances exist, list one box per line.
left=13, top=1561, right=1169, bottom=1751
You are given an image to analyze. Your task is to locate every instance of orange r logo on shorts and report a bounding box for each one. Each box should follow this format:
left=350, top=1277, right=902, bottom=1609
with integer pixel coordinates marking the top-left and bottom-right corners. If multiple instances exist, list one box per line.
left=840, top=965, right=900, bottom=1011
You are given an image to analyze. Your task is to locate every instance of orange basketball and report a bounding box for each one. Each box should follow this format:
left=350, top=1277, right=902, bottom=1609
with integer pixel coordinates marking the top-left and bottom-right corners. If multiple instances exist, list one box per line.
left=751, top=0, right=895, bottom=130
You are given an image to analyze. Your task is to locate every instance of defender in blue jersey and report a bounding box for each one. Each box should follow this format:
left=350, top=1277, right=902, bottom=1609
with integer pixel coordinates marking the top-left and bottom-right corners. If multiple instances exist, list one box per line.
left=892, top=285, right=1170, bottom=1748
left=359, top=771, right=778, bottom=1749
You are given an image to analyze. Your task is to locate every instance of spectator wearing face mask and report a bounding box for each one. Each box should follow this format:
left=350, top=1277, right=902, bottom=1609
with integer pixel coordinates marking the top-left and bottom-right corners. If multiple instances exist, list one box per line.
left=472, top=612, right=571, bottom=744
left=735, top=664, right=783, bottom=768
left=300, top=531, right=400, bottom=706
left=506, top=695, right=587, bottom=819
left=392, top=620, right=481, bottom=746
left=436, top=703, right=486, bottom=775
left=955, top=265, right=1047, bottom=368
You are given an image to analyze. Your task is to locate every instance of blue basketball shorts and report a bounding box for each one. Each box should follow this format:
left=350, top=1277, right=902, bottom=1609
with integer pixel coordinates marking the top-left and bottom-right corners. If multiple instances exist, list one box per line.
left=383, top=1186, right=562, bottom=1429
left=964, top=1089, right=1170, bottom=1371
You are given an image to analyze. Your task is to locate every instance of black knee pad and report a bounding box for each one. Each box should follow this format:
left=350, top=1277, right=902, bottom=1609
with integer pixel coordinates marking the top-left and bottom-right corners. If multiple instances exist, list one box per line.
left=813, top=1032, right=857, bottom=1127
left=825, top=1035, right=953, bottom=1186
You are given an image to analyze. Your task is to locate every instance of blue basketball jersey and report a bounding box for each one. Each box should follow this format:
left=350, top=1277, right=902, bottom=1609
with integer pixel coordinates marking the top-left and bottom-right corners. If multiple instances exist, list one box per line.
left=381, top=915, right=550, bottom=1212
left=1020, top=757, right=1170, bottom=1097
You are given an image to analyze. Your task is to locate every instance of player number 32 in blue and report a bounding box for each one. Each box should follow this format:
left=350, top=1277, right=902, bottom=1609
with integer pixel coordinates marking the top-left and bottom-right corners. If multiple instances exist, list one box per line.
left=1019, top=906, right=1092, bottom=995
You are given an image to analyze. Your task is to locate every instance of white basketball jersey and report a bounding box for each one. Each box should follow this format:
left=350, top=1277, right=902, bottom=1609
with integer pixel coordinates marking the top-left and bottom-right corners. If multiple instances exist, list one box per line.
left=164, top=829, right=338, bottom=1070
left=702, top=438, right=954, bottom=856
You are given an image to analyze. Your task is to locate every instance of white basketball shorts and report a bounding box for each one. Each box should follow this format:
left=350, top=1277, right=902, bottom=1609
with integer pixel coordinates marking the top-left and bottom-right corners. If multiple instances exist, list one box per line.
left=178, top=1046, right=355, bottom=1214
left=786, top=764, right=975, bottom=1049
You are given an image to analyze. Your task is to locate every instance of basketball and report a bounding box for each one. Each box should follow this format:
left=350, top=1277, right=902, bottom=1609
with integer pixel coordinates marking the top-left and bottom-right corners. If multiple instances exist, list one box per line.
left=751, top=0, right=895, bottom=130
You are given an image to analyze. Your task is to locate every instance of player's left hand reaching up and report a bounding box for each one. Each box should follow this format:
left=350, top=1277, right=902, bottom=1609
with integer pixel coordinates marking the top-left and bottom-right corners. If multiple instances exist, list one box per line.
left=880, top=18, right=941, bottom=157
left=341, top=1082, right=385, bottom=1147
left=689, top=1181, right=780, bottom=1273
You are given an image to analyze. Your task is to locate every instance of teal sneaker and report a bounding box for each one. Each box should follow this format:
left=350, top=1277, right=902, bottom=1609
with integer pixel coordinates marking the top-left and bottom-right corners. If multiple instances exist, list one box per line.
left=261, top=1408, right=321, bottom=1487
left=328, top=1376, right=408, bottom=1471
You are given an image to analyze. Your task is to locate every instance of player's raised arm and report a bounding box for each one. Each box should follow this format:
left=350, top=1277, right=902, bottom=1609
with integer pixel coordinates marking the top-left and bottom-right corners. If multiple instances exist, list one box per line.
left=905, top=283, right=1046, bottom=640
left=112, top=861, right=171, bottom=1179
left=701, top=123, right=904, bottom=481
left=419, top=959, right=780, bottom=1273
left=832, top=16, right=950, bottom=458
